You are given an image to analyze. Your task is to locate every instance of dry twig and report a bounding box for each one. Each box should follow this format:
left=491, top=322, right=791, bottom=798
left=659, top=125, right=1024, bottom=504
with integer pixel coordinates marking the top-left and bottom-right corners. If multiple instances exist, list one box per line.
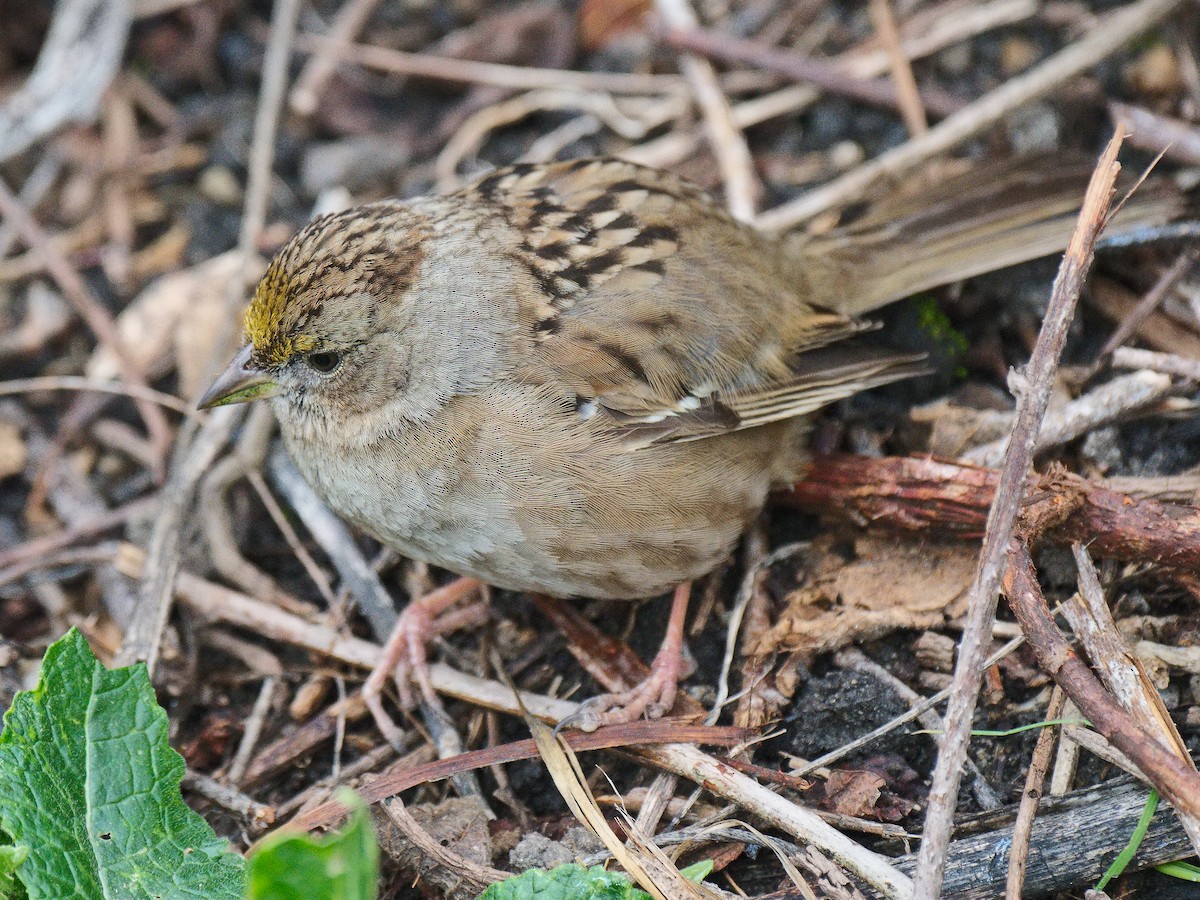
left=1004, top=686, right=1065, bottom=899
left=1003, top=547, right=1200, bottom=846
left=662, top=25, right=962, bottom=120
left=654, top=0, right=760, bottom=221
left=868, top=0, right=928, bottom=135
left=913, top=130, right=1124, bottom=896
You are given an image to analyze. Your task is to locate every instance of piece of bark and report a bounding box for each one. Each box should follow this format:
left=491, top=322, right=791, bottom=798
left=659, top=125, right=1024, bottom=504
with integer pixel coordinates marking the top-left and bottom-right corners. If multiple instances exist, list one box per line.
left=893, top=777, right=1190, bottom=898
left=782, top=456, right=1200, bottom=580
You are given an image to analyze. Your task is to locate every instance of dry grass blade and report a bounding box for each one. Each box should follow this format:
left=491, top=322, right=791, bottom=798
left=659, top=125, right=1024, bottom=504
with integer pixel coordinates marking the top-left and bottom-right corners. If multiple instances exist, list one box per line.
left=0, top=376, right=197, bottom=416
left=689, top=819, right=819, bottom=898
left=868, top=0, right=928, bottom=135
left=654, top=0, right=759, bottom=220
left=527, top=713, right=672, bottom=900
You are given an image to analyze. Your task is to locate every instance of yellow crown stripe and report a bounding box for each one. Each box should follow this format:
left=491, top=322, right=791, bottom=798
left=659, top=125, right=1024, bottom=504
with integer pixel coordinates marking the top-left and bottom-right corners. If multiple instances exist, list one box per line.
left=244, top=264, right=316, bottom=364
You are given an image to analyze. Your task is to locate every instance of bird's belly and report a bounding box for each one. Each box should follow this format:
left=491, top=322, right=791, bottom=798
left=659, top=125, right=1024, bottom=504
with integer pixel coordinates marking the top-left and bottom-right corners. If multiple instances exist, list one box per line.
left=284, top=415, right=802, bottom=600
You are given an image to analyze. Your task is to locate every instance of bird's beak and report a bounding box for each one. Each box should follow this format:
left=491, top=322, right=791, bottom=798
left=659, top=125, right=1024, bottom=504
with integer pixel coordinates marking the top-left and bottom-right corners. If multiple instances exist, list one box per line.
left=197, top=344, right=279, bottom=409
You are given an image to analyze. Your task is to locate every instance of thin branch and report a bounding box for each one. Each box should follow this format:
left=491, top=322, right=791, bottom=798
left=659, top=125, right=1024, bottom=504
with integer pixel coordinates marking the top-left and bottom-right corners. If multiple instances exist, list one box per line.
left=1112, top=346, right=1200, bottom=380
left=289, top=0, right=384, bottom=116
left=1110, top=100, right=1200, bottom=166
left=912, top=129, right=1125, bottom=897
left=654, top=0, right=760, bottom=221
left=962, top=369, right=1174, bottom=467
left=662, top=23, right=960, bottom=120
left=1098, top=248, right=1199, bottom=360
left=0, top=376, right=197, bottom=416
left=1003, top=546, right=1200, bottom=829
left=294, top=33, right=686, bottom=96
left=1005, top=686, right=1065, bottom=899
left=869, top=0, right=929, bottom=134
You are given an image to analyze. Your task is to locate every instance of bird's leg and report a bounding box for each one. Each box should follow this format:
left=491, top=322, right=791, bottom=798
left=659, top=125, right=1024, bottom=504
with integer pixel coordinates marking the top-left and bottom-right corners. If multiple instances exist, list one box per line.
left=363, top=576, right=485, bottom=748
left=567, top=582, right=692, bottom=732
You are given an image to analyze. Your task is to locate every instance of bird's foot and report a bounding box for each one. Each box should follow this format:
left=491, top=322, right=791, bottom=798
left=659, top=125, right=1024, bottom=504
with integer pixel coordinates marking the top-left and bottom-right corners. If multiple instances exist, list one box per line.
left=558, top=582, right=692, bottom=733
left=363, top=576, right=485, bottom=749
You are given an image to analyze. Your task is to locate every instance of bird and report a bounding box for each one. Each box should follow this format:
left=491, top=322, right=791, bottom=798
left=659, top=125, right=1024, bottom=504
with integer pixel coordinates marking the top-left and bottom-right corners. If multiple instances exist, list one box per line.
left=199, top=153, right=1194, bottom=737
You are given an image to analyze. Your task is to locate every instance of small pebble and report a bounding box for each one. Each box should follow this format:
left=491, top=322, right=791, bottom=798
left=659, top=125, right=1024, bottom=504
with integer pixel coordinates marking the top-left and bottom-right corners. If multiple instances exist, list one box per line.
left=1125, top=44, right=1183, bottom=95
left=1000, top=36, right=1039, bottom=76
left=198, top=166, right=243, bottom=206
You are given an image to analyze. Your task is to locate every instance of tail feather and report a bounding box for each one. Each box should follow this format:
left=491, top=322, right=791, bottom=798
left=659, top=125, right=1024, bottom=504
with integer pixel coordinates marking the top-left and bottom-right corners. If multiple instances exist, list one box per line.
left=788, top=153, right=1198, bottom=316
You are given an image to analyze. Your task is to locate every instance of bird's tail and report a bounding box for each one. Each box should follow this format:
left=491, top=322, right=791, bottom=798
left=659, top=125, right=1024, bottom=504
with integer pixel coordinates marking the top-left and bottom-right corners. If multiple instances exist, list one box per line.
left=786, top=152, right=1200, bottom=317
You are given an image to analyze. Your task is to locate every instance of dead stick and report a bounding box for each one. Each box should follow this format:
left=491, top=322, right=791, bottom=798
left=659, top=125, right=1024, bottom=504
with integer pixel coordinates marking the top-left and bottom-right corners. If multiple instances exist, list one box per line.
left=654, top=0, right=760, bottom=221
left=912, top=129, right=1124, bottom=897
left=661, top=24, right=963, bottom=119
left=869, top=0, right=929, bottom=134
left=1003, top=545, right=1200, bottom=822
left=781, top=456, right=1200, bottom=577
left=1097, top=247, right=1199, bottom=360
left=1005, top=686, right=1065, bottom=899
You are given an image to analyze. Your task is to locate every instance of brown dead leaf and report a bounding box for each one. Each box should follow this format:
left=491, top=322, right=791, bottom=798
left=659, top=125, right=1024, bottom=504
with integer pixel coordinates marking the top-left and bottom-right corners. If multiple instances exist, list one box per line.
left=815, top=757, right=919, bottom=823
left=856, top=754, right=921, bottom=822
left=819, top=769, right=885, bottom=818
left=578, top=0, right=651, bottom=51
left=754, top=535, right=975, bottom=658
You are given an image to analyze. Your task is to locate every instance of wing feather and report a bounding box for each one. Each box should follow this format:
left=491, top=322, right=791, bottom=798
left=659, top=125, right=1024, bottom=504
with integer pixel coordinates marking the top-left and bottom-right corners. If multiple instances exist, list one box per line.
left=465, top=159, right=924, bottom=445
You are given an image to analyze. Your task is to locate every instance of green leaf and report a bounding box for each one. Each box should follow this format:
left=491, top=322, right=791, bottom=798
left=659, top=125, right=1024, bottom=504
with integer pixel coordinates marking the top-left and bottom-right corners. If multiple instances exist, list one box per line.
left=1156, top=861, right=1200, bottom=882
left=0, top=839, right=29, bottom=899
left=478, top=860, right=713, bottom=900
left=479, top=864, right=638, bottom=900
left=0, top=628, right=245, bottom=899
left=246, top=791, right=377, bottom=900
left=1096, top=789, right=1158, bottom=892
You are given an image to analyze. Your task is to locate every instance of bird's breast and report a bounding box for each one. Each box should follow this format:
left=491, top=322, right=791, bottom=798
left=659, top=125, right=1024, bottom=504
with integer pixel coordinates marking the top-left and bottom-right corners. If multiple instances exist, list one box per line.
left=278, top=387, right=805, bottom=599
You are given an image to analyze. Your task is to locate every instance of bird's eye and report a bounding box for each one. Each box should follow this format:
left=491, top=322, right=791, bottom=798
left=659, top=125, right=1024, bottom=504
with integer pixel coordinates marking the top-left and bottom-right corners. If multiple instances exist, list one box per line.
left=305, top=351, right=342, bottom=374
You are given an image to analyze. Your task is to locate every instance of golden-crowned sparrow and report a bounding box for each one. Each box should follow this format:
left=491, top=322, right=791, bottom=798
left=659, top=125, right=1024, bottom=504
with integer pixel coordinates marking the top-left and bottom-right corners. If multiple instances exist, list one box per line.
left=199, top=155, right=1191, bottom=733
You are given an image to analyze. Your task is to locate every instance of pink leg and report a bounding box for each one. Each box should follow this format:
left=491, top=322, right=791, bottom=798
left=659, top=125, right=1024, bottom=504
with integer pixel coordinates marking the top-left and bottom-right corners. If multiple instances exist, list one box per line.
left=363, top=576, right=484, bottom=748
left=566, top=582, right=692, bottom=733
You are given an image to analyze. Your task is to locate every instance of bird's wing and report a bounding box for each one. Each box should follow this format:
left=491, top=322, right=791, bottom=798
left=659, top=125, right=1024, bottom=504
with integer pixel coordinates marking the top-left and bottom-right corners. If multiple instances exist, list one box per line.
left=464, top=158, right=917, bottom=444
